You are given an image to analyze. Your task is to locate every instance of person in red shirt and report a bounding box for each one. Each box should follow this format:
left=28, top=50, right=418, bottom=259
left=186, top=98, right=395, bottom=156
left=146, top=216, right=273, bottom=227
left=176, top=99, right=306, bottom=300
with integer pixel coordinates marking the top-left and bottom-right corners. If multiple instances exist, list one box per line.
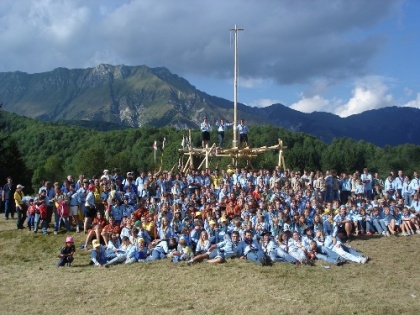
left=101, top=216, right=121, bottom=244
left=26, top=198, right=37, bottom=231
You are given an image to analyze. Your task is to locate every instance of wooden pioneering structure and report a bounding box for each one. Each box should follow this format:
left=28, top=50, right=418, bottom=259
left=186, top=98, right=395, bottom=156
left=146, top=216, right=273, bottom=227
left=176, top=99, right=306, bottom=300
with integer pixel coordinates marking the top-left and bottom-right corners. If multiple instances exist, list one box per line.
left=178, top=25, right=287, bottom=172
left=178, top=130, right=287, bottom=173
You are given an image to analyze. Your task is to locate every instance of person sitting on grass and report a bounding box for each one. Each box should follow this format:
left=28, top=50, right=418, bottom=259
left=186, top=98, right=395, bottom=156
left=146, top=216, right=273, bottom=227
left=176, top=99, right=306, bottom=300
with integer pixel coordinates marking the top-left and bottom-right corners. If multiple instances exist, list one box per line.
left=271, top=231, right=300, bottom=265
left=105, top=236, right=135, bottom=266
left=370, top=206, right=389, bottom=236
left=383, top=206, right=397, bottom=236
left=259, top=230, right=276, bottom=265
left=400, top=206, right=417, bottom=235
left=288, top=231, right=312, bottom=265
left=130, top=238, right=148, bottom=263
left=186, top=230, right=212, bottom=264
left=56, top=236, right=76, bottom=268
left=177, top=238, right=194, bottom=262
left=333, top=206, right=353, bottom=241
left=105, top=232, right=121, bottom=261
left=142, top=239, right=169, bottom=262
left=241, top=229, right=269, bottom=266
left=82, top=211, right=107, bottom=250
left=90, top=239, right=108, bottom=267
left=198, top=234, right=234, bottom=264
left=313, top=230, right=345, bottom=265
left=101, top=216, right=120, bottom=245
left=331, top=236, right=368, bottom=264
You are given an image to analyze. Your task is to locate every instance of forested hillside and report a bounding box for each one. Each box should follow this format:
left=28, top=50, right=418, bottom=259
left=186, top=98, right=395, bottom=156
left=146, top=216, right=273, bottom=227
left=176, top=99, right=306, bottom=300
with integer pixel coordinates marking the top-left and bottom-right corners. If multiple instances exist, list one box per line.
left=2, top=65, right=420, bottom=146
left=1, top=111, right=420, bottom=192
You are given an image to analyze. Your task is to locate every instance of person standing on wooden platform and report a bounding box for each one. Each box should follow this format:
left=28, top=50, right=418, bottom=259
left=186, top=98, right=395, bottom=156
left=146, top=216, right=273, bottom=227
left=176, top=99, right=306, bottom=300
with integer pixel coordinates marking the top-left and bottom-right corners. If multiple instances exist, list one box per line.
left=215, top=118, right=233, bottom=148
left=237, top=119, right=249, bottom=148
left=200, top=117, right=211, bottom=148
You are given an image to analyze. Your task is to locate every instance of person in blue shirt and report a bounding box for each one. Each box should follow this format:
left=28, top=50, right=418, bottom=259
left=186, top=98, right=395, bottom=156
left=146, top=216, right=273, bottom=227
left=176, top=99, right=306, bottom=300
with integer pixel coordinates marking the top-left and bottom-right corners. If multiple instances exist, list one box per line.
left=2, top=177, right=15, bottom=220
left=361, top=168, right=373, bottom=200
left=271, top=231, right=300, bottom=265
left=121, top=196, right=135, bottom=217
left=242, top=229, right=269, bottom=266
left=333, top=206, right=353, bottom=241
left=288, top=231, right=310, bottom=264
left=186, top=231, right=218, bottom=265
left=371, top=206, right=388, bottom=236
left=236, top=119, right=249, bottom=148
left=110, top=198, right=123, bottom=224
left=143, top=239, right=169, bottom=262
left=383, top=206, right=396, bottom=236
left=313, top=230, right=344, bottom=265
left=67, top=184, right=80, bottom=233
left=259, top=230, right=276, bottom=265
left=90, top=239, right=108, bottom=267
left=105, top=236, right=136, bottom=266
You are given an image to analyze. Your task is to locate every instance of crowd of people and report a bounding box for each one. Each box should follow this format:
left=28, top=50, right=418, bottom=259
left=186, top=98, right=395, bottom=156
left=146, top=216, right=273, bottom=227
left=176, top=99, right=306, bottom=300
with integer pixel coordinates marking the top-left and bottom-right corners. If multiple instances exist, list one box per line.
left=2, top=165, right=420, bottom=268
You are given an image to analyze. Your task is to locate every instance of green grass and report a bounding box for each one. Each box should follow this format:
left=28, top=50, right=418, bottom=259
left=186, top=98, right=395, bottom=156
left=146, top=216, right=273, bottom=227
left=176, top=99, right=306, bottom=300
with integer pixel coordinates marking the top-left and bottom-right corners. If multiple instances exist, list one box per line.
left=0, top=219, right=419, bottom=315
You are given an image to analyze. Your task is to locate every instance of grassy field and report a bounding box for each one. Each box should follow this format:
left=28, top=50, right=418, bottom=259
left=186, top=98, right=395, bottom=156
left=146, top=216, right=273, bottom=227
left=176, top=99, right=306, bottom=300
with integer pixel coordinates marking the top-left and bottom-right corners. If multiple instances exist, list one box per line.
left=0, top=219, right=419, bottom=315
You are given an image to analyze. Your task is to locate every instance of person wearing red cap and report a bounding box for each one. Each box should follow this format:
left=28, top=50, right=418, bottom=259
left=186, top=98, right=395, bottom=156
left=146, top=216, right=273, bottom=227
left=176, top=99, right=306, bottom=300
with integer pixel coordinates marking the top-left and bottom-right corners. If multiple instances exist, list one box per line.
left=56, top=236, right=76, bottom=268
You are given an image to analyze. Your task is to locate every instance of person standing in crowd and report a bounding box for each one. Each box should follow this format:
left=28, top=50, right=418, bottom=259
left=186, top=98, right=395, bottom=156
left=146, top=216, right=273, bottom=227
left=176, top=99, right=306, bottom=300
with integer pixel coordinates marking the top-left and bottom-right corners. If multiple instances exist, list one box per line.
left=340, top=173, right=352, bottom=205
left=236, top=119, right=249, bottom=148
left=361, top=168, right=373, bottom=200
left=39, top=181, right=55, bottom=227
left=2, top=177, right=15, bottom=220
left=384, top=173, right=395, bottom=200
left=409, top=171, right=419, bottom=196
left=215, top=118, right=232, bottom=148
left=200, top=117, right=211, bottom=148
left=394, top=170, right=405, bottom=198
left=14, top=184, right=26, bottom=229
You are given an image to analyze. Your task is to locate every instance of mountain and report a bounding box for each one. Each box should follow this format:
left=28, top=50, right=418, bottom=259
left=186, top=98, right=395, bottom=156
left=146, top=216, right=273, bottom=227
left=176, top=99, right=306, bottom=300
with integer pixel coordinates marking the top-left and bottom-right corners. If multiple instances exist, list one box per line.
left=1, top=64, right=420, bottom=147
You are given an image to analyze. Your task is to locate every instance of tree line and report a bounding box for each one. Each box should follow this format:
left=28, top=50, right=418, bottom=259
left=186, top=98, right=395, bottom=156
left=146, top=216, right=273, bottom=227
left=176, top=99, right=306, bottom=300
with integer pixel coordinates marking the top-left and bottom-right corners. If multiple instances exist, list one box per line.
left=1, top=110, right=420, bottom=193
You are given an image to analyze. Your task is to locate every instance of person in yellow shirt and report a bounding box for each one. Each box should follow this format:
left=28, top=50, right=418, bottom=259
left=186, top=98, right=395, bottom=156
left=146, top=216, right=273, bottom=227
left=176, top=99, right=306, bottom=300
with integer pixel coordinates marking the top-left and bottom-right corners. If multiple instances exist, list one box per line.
left=226, top=164, right=235, bottom=177
left=14, top=184, right=26, bottom=230
left=211, top=169, right=223, bottom=199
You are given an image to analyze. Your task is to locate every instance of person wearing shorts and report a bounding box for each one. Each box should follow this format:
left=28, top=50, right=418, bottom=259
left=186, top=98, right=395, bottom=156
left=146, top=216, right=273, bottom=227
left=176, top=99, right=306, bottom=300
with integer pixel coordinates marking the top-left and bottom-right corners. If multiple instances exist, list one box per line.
left=67, top=184, right=80, bottom=232
left=200, top=117, right=211, bottom=148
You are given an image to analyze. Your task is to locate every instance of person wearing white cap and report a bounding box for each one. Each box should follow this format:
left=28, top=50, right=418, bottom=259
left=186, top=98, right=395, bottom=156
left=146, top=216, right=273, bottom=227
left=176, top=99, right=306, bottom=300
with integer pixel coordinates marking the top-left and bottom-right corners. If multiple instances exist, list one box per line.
left=14, top=184, right=26, bottom=230
left=101, top=169, right=110, bottom=181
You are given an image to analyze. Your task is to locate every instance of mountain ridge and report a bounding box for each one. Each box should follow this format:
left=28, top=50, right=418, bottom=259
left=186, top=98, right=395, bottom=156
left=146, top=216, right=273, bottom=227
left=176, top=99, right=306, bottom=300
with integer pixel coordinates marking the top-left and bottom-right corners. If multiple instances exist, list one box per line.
left=1, top=64, right=419, bottom=147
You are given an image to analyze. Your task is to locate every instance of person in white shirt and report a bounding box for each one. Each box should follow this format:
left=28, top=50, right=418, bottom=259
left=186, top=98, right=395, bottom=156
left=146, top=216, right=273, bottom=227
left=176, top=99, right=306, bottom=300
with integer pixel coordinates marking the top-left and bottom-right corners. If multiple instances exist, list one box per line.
left=200, top=117, right=211, bottom=148
left=215, top=118, right=233, bottom=148
left=236, top=119, right=249, bottom=148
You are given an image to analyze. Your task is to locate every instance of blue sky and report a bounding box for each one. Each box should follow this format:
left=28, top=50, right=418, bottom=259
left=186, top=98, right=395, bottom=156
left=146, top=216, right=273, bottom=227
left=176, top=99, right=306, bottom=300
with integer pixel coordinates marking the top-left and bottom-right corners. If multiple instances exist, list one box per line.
left=0, top=0, right=419, bottom=117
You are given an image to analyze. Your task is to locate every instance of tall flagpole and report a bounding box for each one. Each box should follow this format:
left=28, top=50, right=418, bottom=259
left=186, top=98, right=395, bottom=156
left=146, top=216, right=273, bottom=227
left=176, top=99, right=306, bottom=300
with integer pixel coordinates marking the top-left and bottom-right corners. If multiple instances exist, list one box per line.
left=230, top=24, right=243, bottom=148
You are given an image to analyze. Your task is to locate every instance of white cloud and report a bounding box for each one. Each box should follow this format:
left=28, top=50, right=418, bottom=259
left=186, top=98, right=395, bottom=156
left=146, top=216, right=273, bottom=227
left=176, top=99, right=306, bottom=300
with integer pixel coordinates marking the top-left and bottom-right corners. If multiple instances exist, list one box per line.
left=403, top=93, right=420, bottom=109
left=290, top=95, right=333, bottom=113
left=288, top=76, right=403, bottom=116
left=249, top=98, right=282, bottom=108
left=332, top=76, right=394, bottom=117
left=238, top=77, right=264, bottom=89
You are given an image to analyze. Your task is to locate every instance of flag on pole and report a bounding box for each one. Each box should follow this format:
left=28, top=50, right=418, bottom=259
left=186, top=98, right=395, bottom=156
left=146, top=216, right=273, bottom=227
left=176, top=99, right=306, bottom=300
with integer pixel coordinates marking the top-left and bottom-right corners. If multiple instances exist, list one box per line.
left=162, top=137, right=166, bottom=150
left=181, top=136, right=185, bottom=148
left=153, top=141, right=157, bottom=150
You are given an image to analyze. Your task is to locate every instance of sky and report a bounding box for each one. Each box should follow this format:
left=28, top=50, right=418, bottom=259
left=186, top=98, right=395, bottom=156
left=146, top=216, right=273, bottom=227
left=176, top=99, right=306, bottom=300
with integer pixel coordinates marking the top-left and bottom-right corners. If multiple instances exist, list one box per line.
left=0, top=0, right=419, bottom=117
